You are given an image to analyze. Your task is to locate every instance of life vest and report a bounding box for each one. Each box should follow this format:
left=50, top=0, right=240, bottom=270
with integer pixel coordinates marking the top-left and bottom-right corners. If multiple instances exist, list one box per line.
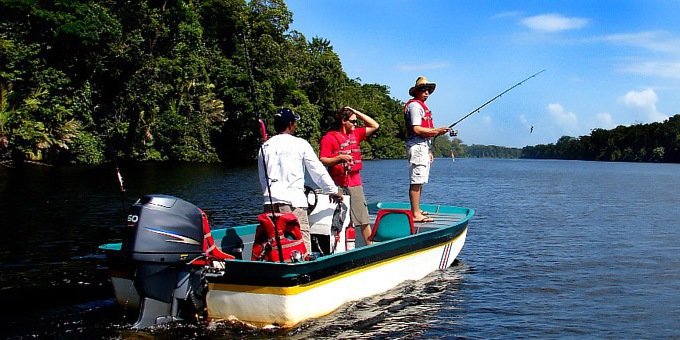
left=327, top=130, right=362, bottom=185
left=404, top=99, right=434, bottom=138
left=190, top=209, right=235, bottom=267
left=251, top=212, right=307, bottom=262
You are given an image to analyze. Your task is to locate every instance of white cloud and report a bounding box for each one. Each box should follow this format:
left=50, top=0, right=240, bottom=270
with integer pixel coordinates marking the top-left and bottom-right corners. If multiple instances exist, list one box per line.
left=619, top=61, right=680, bottom=80
left=620, top=89, right=667, bottom=122
left=547, top=103, right=578, bottom=129
left=521, top=13, right=589, bottom=33
left=596, top=112, right=614, bottom=128
left=600, top=31, right=680, bottom=79
left=519, top=114, right=530, bottom=126
left=492, top=11, right=522, bottom=20
left=396, top=62, right=450, bottom=72
left=600, top=31, right=680, bottom=54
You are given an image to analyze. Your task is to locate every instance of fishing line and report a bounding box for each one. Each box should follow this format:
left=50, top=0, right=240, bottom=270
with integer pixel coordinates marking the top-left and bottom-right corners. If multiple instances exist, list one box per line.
left=114, top=159, right=129, bottom=222
left=241, top=25, right=285, bottom=262
left=448, top=69, right=546, bottom=129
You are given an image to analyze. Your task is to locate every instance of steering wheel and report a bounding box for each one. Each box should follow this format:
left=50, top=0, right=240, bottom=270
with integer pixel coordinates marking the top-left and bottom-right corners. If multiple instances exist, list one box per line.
left=304, top=186, right=318, bottom=213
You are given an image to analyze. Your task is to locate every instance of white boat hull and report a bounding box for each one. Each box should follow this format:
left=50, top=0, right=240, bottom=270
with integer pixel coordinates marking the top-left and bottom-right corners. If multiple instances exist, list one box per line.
left=206, top=227, right=467, bottom=327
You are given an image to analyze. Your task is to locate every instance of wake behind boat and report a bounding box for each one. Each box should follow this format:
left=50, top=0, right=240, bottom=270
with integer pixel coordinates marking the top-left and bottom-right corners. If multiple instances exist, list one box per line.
left=99, top=192, right=474, bottom=328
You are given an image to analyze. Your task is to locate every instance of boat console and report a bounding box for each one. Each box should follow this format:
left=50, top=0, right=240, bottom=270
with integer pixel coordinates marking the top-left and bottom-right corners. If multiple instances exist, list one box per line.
left=308, top=193, right=352, bottom=255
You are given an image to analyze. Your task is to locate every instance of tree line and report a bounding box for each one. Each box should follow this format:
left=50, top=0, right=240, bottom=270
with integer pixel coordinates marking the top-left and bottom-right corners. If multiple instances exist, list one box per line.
left=0, top=0, right=410, bottom=166
left=521, top=114, right=680, bottom=163
left=5, top=0, right=675, bottom=167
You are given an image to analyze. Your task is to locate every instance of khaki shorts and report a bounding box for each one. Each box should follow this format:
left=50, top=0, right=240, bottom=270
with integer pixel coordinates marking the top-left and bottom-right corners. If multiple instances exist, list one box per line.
left=263, top=204, right=311, bottom=253
left=408, top=144, right=430, bottom=184
left=340, top=186, right=370, bottom=226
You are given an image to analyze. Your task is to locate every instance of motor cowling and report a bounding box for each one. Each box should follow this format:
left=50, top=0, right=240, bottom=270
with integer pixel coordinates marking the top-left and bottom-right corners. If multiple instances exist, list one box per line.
left=124, top=194, right=204, bottom=263
left=122, top=194, right=208, bottom=329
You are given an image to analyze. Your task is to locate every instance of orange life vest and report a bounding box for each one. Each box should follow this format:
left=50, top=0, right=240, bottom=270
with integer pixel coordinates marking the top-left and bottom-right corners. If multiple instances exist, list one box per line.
left=404, top=99, right=434, bottom=138
left=251, top=212, right=307, bottom=262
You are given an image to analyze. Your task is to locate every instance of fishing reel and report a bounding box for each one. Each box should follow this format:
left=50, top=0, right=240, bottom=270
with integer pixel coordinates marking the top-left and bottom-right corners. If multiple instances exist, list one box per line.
left=449, top=130, right=459, bottom=137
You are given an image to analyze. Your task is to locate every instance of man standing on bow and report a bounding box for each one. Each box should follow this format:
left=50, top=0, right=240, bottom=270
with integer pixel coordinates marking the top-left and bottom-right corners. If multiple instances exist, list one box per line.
left=258, top=108, right=343, bottom=253
left=404, top=76, right=450, bottom=223
left=319, top=106, right=379, bottom=245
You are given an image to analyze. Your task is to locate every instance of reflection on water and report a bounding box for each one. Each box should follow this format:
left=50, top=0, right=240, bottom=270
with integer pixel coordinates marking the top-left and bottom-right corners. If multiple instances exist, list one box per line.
left=2, top=159, right=680, bottom=338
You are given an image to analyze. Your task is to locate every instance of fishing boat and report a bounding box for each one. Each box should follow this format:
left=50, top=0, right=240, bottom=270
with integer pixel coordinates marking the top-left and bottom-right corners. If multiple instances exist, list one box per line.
left=99, top=192, right=474, bottom=329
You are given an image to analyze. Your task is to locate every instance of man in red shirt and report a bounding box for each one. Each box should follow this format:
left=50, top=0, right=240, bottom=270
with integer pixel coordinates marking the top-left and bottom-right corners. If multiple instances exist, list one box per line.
left=319, top=107, right=380, bottom=245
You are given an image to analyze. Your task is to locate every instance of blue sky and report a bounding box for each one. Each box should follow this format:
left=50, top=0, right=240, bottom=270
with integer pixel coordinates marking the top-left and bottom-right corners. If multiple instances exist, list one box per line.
left=285, top=0, right=680, bottom=147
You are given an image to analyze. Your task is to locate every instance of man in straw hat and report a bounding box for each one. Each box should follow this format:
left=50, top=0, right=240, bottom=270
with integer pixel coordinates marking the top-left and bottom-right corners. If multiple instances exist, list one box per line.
left=404, top=76, right=450, bottom=223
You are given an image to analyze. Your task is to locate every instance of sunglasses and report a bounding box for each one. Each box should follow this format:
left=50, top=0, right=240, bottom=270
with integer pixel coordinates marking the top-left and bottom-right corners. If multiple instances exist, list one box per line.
left=348, top=119, right=359, bottom=125
left=418, top=86, right=430, bottom=93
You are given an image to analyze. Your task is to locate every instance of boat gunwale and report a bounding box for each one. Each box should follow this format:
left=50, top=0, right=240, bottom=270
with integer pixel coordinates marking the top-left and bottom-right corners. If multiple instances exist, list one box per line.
left=99, top=204, right=474, bottom=287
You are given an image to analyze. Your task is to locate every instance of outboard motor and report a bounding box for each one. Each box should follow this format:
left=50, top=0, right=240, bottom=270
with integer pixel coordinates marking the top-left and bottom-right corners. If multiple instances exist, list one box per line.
left=122, top=194, right=208, bottom=329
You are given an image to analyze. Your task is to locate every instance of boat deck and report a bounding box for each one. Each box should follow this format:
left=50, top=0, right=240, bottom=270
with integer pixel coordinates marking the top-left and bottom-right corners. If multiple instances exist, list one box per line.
left=184, top=200, right=476, bottom=262
left=368, top=211, right=467, bottom=231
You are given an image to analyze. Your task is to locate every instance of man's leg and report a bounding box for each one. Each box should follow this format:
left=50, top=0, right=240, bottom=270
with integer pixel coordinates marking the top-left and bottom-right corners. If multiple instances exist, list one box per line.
left=409, top=183, right=426, bottom=220
left=408, top=142, right=430, bottom=222
left=292, top=207, right=311, bottom=253
left=358, top=224, right=373, bottom=245
left=345, top=186, right=373, bottom=245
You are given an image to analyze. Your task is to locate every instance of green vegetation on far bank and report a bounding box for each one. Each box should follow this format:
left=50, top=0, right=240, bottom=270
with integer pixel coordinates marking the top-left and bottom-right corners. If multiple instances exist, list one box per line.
left=0, top=0, right=408, bottom=166
left=2, top=0, right=679, bottom=167
left=522, top=114, right=680, bottom=163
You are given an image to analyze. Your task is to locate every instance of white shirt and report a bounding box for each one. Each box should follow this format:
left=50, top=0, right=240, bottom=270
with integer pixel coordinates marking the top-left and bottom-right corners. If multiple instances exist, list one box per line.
left=258, top=133, right=338, bottom=207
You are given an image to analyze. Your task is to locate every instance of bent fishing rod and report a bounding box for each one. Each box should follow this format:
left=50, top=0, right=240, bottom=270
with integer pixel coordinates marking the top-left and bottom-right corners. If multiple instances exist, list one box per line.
left=448, top=69, right=546, bottom=129
left=241, top=29, right=284, bottom=262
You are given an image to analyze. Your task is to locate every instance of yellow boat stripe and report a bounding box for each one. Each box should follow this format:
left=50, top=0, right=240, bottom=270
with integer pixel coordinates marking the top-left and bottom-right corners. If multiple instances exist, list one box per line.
left=209, top=228, right=465, bottom=296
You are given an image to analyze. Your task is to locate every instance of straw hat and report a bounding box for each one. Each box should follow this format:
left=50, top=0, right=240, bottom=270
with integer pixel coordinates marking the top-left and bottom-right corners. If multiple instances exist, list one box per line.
left=409, top=76, right=436, bottom=97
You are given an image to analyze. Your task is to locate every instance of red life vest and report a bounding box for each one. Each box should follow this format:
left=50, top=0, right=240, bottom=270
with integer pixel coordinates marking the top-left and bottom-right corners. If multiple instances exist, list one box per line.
left=251, top=212, right=307, bottom=262
left=404, top=99, right=434, bottom=137
left=189, top=209, right=235, bottom=267
left=327, top=130, right=362, bottom=185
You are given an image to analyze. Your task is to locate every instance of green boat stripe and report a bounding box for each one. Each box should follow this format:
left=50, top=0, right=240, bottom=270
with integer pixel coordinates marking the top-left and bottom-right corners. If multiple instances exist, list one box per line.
left=209, top=225, right=467, bottom=295
left=209, top=221, right=469, bottom=287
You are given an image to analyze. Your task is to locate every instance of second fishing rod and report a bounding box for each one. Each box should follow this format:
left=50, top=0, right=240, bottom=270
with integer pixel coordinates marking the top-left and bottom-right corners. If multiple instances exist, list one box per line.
left=446, top=69, right=546, bottom=132
left=375, top=69, right=546, bottom=151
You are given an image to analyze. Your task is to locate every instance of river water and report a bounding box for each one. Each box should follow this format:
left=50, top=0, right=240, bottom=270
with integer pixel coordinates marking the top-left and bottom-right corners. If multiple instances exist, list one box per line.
left=1, top=158, right=679, bottom=338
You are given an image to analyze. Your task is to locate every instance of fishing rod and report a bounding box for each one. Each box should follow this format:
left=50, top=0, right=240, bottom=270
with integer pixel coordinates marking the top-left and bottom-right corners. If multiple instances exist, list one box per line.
left=448, top=69, right=546, bottom=129
left=241, top=28, right=285, bottom=263
left=113, top=159, right=130, bottom=224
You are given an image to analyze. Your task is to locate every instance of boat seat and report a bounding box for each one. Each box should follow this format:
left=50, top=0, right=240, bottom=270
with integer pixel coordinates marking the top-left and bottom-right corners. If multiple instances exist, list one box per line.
left=369, top=209, right=415, bottom=242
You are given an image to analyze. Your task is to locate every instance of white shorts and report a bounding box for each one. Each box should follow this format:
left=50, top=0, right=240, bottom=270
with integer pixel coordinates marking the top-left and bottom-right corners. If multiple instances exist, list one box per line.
left=408, top=144, right=430, bottom=184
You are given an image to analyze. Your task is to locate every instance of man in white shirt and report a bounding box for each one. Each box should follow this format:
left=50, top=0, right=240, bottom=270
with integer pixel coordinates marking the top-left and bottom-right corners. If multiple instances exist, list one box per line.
left=258, top=108, right=343, bottom=253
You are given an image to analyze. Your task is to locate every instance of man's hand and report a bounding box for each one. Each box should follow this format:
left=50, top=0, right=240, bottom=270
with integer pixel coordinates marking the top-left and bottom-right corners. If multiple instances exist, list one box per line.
left=329, top=192, right=344, bottom=204
left=436, top=127, right=451, bottom=136
left=337, top=154, right=353, bottom=163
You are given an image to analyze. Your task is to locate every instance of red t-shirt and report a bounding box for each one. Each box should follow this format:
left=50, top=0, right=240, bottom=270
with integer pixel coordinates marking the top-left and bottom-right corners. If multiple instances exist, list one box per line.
left=319, top=127, right=367, bottom=187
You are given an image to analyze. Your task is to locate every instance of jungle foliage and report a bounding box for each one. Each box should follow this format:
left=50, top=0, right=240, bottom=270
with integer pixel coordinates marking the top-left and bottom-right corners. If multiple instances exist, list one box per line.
left=522, top=114, right=680, bottom=163
left=0, top=0, right=408, bottom=165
